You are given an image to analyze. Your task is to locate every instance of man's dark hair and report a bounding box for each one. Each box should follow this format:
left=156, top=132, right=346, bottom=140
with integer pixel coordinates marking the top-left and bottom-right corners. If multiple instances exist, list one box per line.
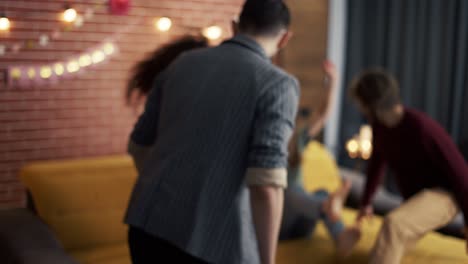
left=350, top=68, right=401, bottom=113
left=238, top=0, right=291, bottom=36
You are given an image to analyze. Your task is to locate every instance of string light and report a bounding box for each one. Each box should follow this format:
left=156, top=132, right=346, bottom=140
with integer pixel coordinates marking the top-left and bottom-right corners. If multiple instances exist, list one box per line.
left=27, top=68, right=36, bottom=79
left=54, top=63, right=65, bottom=76
left=10, top=68, right=21, bottom=80
left=66, top=60, right=80, bottom=73
left=103, top=43, right=115, bottom=55
left=155, top=17, right=172, bottom=32
left=203, top=26, right=223, bottom=40
left=79, top=54, right=92, bottom=67
left=63, top=7, right=78, bottom=23
left=91, top=50, right=105, bottom=64
left=40, top=66, right=52, bottom=79
left=0, top=14, right=10, bottom=31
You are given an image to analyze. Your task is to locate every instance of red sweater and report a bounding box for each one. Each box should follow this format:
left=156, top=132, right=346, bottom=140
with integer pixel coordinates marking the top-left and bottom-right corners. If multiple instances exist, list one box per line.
left=362, top=108, right=468, bottom=223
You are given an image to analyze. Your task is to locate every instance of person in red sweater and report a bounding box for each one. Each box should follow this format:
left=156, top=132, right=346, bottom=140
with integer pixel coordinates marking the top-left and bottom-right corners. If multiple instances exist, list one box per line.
left=350, top=69, right=468, bottom=264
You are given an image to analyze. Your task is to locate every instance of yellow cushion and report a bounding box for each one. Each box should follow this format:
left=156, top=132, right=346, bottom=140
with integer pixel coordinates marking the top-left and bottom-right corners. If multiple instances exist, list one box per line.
left=301, top=141, right=341, bottom=192
left=277, top=209, right=467, bottom=264
left=70, top=243, right=131, bottom=264
left=20, top=155, right=137, bottom=250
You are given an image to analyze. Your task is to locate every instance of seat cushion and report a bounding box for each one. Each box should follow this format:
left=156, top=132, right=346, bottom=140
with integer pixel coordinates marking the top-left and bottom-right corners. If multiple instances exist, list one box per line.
left=301, top=141, right=341, bottom=192
left=20, top=155, right=137, bottom=250
left=70, top=243, right=131, bottom=264
left=277, top=209, right=466, bottom=264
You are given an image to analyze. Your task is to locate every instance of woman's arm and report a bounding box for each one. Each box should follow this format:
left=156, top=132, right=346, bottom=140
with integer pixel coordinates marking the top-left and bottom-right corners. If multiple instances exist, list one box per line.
left=308, top=60, right=339, bottom=137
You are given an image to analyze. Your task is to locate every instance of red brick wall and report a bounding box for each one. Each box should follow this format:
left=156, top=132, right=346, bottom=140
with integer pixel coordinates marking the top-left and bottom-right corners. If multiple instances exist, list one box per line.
left=0, top=0, right=242, bottom=209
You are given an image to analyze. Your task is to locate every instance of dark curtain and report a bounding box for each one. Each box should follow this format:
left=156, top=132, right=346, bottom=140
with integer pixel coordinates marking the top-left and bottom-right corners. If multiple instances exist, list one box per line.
left=339, top=0, right=468, bottom=170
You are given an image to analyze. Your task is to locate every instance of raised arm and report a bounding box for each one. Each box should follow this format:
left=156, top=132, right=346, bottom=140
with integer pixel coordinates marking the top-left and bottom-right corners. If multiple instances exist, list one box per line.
left=308, top=60, right=339, bottom=137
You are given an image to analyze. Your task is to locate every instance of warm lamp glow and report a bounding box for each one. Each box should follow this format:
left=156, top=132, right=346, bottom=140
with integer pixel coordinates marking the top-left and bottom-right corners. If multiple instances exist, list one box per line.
left=203, top=26, right=223, bottom=40
left=40, top=66, right=53, bottom=79
left=360, top=125, right=372, bottom=141
left=155, top=17, right=172, bottom=32
left=54, top=63, right=65, bottom=76
left=346, top=125, right=374, bottom=160
left=63, top=8, right=78, bottom=23
left=360, top=140, right=372, bottom=152
left=362, top=151, right=372, bottom=160
left=0, top=16, right=10, bottom=31
left=346, top=139, right=359, bottom=158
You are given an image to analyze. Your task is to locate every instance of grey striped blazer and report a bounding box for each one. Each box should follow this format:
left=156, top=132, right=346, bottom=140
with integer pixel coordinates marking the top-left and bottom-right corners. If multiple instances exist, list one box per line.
left=125, top=34, right=299, bottom=264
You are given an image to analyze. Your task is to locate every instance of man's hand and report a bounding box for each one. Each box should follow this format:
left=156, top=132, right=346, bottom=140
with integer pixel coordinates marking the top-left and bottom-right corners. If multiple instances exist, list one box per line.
left=356, top=205, right=374, bottom=225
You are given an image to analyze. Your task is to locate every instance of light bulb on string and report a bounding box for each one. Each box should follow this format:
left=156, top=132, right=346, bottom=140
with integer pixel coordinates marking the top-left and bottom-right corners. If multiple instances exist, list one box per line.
left=103, top=43, right=115, bottom=55
left=155, top=17, right=172, bottom=32
left=66, top=60, right=80, bottom=73
left=63, top=6, right=78, bottom=23
left=203, top=26, right=223, bottom=40
left=54, top=63, right=65, bottom=76
left=91, top=50, right=105, bottom=64
left=27, top=68, right=36, bottom=79
left=10, top=68, right=21, bottom=80
left=79, top=54, right=92, bottom=67
left=40, top=66, right=53, bottom=79
left=0, top=13, right=11, bottom=31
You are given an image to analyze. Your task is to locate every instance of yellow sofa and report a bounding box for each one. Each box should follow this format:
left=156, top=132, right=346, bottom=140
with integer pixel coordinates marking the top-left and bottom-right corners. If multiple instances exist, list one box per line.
left=17, top=142, right=466, bottom=264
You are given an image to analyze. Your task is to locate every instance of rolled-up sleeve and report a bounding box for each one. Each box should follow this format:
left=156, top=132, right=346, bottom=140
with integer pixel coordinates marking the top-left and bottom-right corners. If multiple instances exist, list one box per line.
left=245, top=76, right=299, bottom=188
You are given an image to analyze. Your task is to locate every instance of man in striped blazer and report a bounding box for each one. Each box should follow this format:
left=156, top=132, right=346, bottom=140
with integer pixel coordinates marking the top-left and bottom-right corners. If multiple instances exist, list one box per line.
left=125, top=1, right=299, bottom=263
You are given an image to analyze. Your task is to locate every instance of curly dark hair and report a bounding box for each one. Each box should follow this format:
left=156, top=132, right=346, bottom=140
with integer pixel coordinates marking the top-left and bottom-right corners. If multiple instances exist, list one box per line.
left=126, top=35, right=209, bottom=104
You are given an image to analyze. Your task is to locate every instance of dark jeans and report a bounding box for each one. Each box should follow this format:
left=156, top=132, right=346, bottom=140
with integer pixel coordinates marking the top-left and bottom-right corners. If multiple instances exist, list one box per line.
left=279, top=185, right=344, bottom=241
left=128, top=226, right=209, bottom=264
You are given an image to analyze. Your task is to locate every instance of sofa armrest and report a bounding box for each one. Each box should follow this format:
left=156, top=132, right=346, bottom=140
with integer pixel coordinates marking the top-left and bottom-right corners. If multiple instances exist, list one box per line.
left=0, top=208, right=78, bottom=264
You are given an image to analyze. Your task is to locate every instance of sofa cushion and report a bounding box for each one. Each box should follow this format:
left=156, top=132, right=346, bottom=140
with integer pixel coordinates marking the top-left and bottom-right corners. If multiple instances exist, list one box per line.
left=301, top=141, right=341, bottom=192
left=20, top=156, right=137, bottom=250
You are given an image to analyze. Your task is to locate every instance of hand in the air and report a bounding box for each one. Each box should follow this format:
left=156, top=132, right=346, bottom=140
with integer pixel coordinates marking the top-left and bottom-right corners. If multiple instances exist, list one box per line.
left=322, top=60, right=338, bottom=85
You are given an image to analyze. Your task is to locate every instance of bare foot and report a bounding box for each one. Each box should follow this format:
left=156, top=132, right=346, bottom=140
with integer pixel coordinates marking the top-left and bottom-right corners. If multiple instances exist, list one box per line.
left=323, top=179, right=352, bottom=222
left=336, top=226, right=361, bottom=257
